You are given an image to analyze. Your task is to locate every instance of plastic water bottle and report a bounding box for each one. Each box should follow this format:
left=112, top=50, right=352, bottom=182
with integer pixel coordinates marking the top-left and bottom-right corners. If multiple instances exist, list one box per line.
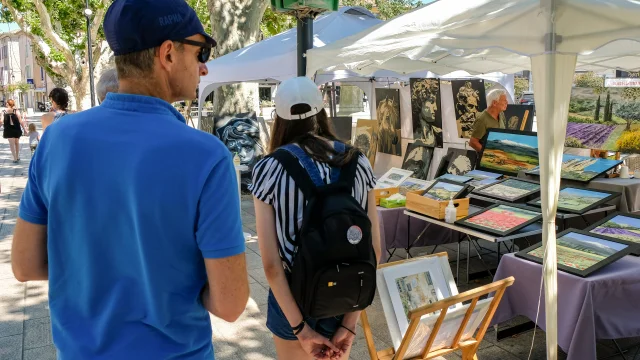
left=445, top=199, right=457, bottom=224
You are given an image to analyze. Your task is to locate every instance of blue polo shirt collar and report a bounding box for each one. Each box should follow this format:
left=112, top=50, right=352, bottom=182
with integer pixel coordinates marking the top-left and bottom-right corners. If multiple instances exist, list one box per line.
left=101, top=93, right=186, bottom=124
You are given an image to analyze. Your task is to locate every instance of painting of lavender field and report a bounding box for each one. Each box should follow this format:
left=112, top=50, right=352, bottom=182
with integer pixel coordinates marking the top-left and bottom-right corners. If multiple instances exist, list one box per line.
left=565, top=123, right=619, bottom=149
left=590, top=215, right=640, bottom=244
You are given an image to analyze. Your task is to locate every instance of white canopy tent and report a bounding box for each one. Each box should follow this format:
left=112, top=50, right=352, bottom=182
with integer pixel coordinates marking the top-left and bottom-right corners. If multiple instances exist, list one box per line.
left=306, top=1, right=640, bottom=359
left=197, top=6, right=382, bottom=107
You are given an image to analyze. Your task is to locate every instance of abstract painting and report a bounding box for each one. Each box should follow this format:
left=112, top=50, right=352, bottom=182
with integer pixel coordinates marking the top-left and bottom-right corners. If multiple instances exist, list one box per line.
left=435, top=148, right=478, bottom=177
left=215, top=111, right=266, bottom=188
left=330, top=116, right=353, bottom=144
left=517, top=229, right=633, bottom=277
left=587, top=213, right=640, bottom=255
left=376, top=88, right=402, bottom=156
left=503, top=105, right=535, bottom=132
left=410, top=78, right=442, bottom=148
left=456, top=204, right=541, bottom=236
left=402, top=143, right=435, bottom=180
left=423, top=180, right=468, bottom=201
left=451, top=80, right=487, bottom=139
left=355, top=119, right=379, bottom=167
left=474, top=178, right=540, bottom=202
left=528, top=187, right=620, bottom=214
left=526, top=153, right=622, bottom=182
left=478, top=129, right=539, bottom=176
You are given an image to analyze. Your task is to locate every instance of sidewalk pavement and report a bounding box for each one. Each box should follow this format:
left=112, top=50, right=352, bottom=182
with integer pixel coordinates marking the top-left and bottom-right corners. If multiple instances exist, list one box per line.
left=0, top=119, right=630, bottom=359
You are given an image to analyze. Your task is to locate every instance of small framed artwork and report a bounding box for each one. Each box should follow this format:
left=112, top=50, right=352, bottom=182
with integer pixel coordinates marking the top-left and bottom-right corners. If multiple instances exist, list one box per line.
left=423, top=180, right=470, bottom=201
left=376, top=167, right=414, bottom=189
left=478, top=129, right=539, bottom=176
left=399, top=178, right=434, bottom=195
left=515, top=228, right=633, bottom=277
left=455, top=203, right=542, bottom=237
left=527, top=187, right=620, bottom=215
left=402, top=142, right=435, bottom=180
left=472, top=178, right=540, bottom=202
left=437, top=173, right=473, bottom=184
left=465, top=169, right=503, bottom=188
left=526, top=154, right=622, bottom=183
left=585, top=212, right=640, bottom=256
left=435, top=148, right=478, bottom=177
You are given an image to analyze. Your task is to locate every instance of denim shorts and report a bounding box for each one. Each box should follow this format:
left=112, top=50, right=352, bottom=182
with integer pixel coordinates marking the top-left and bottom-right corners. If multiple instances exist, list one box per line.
left=266, top=289, right=343, bottom=341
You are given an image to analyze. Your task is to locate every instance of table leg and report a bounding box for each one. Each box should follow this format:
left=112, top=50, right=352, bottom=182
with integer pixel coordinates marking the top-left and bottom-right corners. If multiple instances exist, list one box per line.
left=497, top=242, right=501, bottom=259
left=466, top=239, right=471, bottom=284
left=406, top=215, right=411, bottom=259
left=471, top=237, right=494, bottom=278
left=457, top=241, right=461, bottom=287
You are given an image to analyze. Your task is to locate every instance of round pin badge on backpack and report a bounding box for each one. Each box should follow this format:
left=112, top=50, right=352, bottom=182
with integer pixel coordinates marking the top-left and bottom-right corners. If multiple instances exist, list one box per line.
left=347, top=225, right=363, bottom=245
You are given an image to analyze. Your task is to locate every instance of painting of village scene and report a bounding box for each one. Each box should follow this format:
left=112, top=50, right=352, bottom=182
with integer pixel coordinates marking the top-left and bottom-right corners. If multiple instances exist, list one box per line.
left=564, top=72, right=640, bottom=153
left=395, top=271, right=439, bottom=322
left=527, top=231, right=628, bottom=271
left=458, top=205, right=541, bottom=235
left=479, top=130, right=539, bottom=175
left=590, top=215, right=640, bottom=245
left=527, top=154, right=621, bottom=182
left=465, top=170, right=502, bottom=188
left=531, top=187, right=615, bottom=213
left=476, top=178, right=540, bottom=201
left=423, top=181, right=465, bottom=201
left=399, top=179, right=433, bottom=195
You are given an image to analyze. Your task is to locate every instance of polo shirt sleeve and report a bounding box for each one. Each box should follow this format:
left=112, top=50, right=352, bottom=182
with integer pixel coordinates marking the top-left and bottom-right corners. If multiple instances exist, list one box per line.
left=470, top=113, right=486, bottom=139
left=196, top=154, right=245, bottom=259
left=19, top=151, right=47, bottom=225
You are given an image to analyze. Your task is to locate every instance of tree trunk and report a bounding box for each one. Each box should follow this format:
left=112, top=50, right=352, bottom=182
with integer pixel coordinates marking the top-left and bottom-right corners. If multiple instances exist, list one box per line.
left=207, top=0, right=270, bottom=117
left=604, top=91, right=611, bottom=122
left=594, top=95, right=600, bottom=121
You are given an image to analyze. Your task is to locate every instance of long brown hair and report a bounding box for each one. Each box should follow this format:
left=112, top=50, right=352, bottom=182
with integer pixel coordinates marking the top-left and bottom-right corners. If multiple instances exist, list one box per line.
left=269, top=109, right=358, bottom=167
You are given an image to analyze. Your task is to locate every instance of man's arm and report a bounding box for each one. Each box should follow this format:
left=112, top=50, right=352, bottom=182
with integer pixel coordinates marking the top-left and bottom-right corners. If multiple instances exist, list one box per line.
left=196, top=154, right=249, bottom=322
left=12, top=218, right=48, bottom=282
left=469, top=137, right=483, bottom=152
left=201, top=253, right=248, bottom=322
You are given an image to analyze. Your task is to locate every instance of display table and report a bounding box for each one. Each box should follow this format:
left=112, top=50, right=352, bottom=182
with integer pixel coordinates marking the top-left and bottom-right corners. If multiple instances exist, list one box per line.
left=492, top=254, right=640, bottom=360
left=376, top=207, right=453, bottom=263
left=518, top=171, right=640, bottom=213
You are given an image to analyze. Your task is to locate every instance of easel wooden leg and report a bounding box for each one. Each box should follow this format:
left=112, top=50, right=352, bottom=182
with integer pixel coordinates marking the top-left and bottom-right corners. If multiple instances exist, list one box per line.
left=360, top=311, right=378, bottom=360
left=461, top=345, right=479, bottom=360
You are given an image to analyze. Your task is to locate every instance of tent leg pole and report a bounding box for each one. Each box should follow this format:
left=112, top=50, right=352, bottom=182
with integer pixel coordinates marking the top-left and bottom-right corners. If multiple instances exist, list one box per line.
left=297, top=15, right=313, bottom=77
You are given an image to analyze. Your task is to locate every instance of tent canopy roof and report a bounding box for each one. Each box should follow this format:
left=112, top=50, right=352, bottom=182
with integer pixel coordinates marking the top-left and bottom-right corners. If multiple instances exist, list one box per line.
left=307, top=0, right=640, bottom=77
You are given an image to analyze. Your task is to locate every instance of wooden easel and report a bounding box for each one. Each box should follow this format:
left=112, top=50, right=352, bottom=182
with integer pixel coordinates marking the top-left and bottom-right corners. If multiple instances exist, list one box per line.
left=361, top=253, right=515, bottom=360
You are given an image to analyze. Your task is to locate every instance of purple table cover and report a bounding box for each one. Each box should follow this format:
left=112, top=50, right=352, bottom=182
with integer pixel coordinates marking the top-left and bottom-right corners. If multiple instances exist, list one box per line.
left=492, top=254, right=640, bottom=360
left=377, top=207, right=455, bottom=263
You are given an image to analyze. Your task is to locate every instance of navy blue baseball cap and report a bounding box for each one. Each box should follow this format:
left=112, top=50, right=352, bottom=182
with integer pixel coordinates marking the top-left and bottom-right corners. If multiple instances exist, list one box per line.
left=104, top=0, right=216, bottom=56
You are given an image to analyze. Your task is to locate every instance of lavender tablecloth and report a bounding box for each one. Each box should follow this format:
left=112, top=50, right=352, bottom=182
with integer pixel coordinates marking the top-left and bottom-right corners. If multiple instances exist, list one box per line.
left=377, top=207, right=455, bottom=263
left=492, top=254, right=640, bottom=360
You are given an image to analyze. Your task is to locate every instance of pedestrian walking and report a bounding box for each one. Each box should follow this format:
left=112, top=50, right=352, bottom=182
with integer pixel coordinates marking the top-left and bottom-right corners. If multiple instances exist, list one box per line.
left=250, top=77, right=382, bottom=360
left=41, top=87, right=69, bottom=132
left=3, top=99, right=27, bottom=162
left=11, top=0, right=249, bottom=359
left=27, top=123, right=40, bottom=156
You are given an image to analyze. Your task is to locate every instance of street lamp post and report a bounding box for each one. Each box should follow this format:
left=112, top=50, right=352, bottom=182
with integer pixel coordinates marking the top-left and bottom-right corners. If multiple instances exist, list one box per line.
left=84, top=1, right=95, bottom=108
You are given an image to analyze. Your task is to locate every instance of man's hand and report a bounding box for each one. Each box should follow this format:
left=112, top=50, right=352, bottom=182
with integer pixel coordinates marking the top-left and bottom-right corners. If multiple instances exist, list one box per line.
left=330, top=326, right=356, bottom=359
left=297, top=325, right=339, bottom=359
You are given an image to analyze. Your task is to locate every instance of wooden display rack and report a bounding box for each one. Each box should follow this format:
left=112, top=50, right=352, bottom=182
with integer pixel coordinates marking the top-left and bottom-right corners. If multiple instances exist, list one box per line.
left=405, top=193, right=470, bottom=220
left=361, top=253, right=515, bottom=360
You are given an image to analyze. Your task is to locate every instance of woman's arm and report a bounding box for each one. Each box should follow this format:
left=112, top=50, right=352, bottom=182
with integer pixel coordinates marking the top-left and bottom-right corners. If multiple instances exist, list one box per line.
left=368, top=190, right=382, bottom=265
left=41, top=113, right=53, bottom=132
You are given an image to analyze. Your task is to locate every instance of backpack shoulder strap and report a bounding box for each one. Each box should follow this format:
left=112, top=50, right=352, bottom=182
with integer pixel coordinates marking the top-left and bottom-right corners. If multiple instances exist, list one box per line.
left=338, top=149, right=362, bottom=189
left=269, top=148, right=318, bottom=199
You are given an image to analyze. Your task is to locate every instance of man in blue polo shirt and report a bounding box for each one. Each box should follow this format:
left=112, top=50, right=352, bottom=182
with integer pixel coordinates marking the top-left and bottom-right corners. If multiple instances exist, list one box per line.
left=11, top=0, right=249, bottom=358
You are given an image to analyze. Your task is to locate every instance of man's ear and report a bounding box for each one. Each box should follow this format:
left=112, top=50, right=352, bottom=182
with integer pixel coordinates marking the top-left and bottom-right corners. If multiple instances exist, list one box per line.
left=157, top=40, right=176, bottom=70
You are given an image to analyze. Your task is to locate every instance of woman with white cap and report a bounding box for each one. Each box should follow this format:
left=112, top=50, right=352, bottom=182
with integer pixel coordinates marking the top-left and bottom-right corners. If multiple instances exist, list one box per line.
left=250, top=77, right=381, bottom=360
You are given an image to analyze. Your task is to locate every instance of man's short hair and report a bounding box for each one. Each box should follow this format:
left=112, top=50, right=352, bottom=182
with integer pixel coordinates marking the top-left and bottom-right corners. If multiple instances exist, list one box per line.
left=114, top=48, right=156, bottom=79
left=486, top=88, right=507, bottom=106
left=97, top=68, right=119, bottom=102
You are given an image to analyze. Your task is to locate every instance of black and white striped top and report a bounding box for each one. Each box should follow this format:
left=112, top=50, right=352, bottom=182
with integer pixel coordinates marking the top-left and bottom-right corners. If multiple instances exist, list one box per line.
left=249, top=152, right=376, bottom=271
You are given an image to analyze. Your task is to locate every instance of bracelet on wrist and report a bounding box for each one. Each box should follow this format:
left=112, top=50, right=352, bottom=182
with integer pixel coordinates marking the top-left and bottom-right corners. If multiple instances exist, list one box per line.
left=292, top=320, right=306, bottom=336
left=340, top=324, right=356, bottom=336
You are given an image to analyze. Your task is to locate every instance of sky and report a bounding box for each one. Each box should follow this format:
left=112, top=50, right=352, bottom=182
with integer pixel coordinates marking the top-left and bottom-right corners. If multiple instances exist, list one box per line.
left=0, top=23, right=19, bottom=32
left=487, top=131, right=539, bottom=149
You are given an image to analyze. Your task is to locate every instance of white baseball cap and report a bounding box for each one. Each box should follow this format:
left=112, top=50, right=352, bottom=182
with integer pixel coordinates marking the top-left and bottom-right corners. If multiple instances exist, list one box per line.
left=275, top=77, right=324, bottom=120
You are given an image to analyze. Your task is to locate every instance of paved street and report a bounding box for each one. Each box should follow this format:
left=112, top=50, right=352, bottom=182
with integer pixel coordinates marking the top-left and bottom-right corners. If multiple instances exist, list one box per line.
left=0, top=115, right=637, bottom=359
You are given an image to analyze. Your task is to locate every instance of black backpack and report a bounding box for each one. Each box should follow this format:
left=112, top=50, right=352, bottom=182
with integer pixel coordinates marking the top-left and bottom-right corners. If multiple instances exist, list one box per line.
left=270, top=142, right=377, bottom=319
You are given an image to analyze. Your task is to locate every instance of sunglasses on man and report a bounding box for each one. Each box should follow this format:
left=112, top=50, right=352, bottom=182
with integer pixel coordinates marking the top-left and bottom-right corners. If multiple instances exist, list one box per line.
left=174, top=39, right=213, bottom=63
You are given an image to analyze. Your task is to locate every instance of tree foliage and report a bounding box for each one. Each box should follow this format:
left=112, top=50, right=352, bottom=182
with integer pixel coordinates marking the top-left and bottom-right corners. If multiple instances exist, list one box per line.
left=574, top=71, right=605, bottom=95
left=622, top=87, right=640, bottom=102
left=514, top=78, right=529, bottom=99
left=340, top=0, right=418, bottom=20
left=0, top=0, right=110, bottom=109
left=615, top=102, right=640, bottom=130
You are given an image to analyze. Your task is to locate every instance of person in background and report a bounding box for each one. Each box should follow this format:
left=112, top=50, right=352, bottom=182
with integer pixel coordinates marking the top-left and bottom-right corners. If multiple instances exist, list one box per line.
left=11, top=0, right=249, bottom=358
left=97, top=68, right=119, bottom=103
left=251, top=77, right=381, bottom=360
left=469, top=88, right=508, bottom=152
left=27, top=123, right=40, bottom=155
left=3, top=99, right=27, bottom=162
left=41, top=88, right=70, bottom=132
